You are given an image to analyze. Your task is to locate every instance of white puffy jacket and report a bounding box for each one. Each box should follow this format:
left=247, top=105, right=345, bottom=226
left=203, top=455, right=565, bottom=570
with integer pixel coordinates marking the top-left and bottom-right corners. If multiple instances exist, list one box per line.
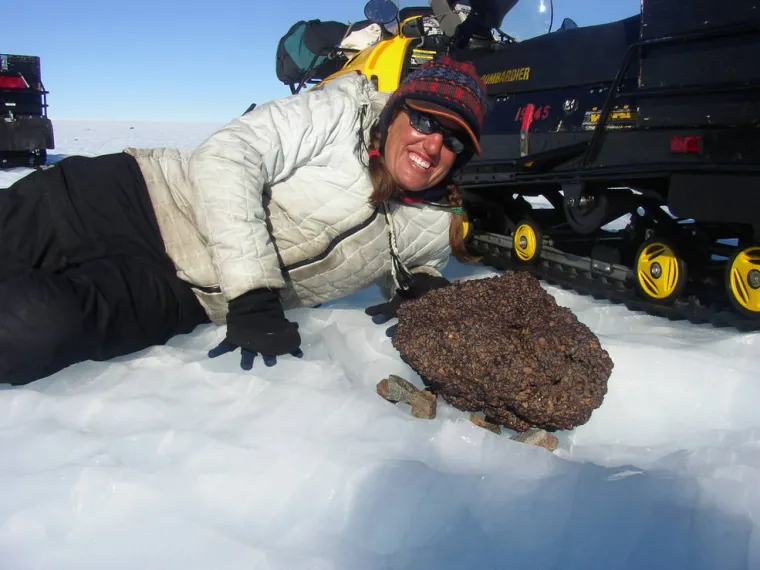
left=125, top=73, right=453, bottom=324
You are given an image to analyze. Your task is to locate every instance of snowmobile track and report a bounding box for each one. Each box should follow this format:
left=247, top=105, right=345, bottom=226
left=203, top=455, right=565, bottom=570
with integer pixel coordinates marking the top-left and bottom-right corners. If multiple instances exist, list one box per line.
left=470, top=232, right=760, bottom=333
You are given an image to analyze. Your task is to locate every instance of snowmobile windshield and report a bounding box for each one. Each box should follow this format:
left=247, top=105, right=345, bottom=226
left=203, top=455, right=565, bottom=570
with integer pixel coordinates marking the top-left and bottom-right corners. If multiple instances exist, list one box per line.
left=498, top=0, right=554, bottom=41
left=453, top=0, right=553, bottom=42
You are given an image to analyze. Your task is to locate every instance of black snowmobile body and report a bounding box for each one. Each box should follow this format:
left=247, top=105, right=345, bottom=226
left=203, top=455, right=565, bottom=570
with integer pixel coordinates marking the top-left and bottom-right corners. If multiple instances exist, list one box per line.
left=0, top=54, right=54, bottom=169
left=450, top=0, right=760, bottom=329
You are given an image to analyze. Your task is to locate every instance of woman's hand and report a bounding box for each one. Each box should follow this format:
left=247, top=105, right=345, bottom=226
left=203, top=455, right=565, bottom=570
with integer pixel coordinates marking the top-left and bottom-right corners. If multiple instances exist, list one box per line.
left=208, top=339, right=302, bottom=369
left=208, top=288, right=302, bottom=369
left=365, top=273, right=451, bottom=336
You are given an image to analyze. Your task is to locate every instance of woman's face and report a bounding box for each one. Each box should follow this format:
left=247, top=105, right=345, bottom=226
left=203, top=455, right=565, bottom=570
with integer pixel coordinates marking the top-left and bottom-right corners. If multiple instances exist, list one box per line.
left=384, top=108, right=462, bottom=192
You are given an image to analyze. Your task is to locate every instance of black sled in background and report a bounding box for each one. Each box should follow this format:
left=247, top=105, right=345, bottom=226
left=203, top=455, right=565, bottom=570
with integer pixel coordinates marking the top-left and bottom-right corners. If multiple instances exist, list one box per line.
left=0, top=54, right=54, bottom=168
left=453, top=0, right=760, bottom=330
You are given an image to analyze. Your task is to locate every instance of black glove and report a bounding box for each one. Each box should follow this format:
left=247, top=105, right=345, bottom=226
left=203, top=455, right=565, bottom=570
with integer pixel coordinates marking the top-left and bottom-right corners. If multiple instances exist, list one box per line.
left=365, top=273, right=450, bottom=337
left=208, top=288, right=302, bottom=369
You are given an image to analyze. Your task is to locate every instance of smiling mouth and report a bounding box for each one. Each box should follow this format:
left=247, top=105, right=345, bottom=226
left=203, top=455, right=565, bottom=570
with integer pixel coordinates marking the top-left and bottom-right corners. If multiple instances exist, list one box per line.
left=409, top=152, right=432, bottom=170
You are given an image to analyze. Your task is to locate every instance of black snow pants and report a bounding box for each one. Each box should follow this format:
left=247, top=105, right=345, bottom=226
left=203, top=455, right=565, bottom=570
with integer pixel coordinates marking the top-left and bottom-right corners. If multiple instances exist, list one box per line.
left=0, top=152, right=210, bottom=386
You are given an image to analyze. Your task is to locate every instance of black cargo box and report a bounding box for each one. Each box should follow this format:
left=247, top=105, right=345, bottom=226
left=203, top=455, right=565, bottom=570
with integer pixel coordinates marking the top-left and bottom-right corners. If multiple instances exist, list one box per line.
left=1, top=54, right=44, bottom=90
left=637, top=1, right=760, bottom=128
left=1, top=54, right=48, bottom=118
left=641, top=0, right=759, bottom=40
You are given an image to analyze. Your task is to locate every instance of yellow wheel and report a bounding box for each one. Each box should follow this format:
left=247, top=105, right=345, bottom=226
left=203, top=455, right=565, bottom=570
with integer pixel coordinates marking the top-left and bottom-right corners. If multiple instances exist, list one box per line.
left=634, top=239, right=687, bottom=303
left=512, top=220, right=542, bottom=264
left=726, top=245, right=760, bottom=318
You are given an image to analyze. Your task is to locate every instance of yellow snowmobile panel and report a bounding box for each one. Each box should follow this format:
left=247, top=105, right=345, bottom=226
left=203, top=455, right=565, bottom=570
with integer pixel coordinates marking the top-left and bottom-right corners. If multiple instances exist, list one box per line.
left=317, top=16, right=428, bottom=93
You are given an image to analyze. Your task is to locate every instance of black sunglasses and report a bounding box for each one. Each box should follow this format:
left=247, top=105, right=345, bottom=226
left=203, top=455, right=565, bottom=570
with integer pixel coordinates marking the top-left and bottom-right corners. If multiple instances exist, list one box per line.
left=404, top=106, right=468, bottom=154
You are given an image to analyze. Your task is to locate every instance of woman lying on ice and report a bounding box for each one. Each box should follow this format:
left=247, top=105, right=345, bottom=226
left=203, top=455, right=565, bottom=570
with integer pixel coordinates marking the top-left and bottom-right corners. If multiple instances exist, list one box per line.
left=0, top=56, right=489, bottom=386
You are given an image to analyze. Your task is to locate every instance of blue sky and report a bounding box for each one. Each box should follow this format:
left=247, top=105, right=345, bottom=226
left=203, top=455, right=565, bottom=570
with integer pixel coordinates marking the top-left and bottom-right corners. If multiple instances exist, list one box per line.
left=5, top=0, right=639, bottom=122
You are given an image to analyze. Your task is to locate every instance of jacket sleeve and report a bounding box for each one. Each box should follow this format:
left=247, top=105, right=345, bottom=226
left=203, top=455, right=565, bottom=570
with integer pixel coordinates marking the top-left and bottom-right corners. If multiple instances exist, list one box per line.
left=186, top=78, right=369, bottom=302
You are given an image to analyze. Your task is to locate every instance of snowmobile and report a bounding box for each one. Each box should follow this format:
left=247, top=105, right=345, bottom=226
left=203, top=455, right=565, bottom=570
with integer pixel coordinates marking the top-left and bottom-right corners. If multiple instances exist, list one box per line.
left=0, top=54, right=54, bottom=168
left=275, top=0, right=760, bottom=331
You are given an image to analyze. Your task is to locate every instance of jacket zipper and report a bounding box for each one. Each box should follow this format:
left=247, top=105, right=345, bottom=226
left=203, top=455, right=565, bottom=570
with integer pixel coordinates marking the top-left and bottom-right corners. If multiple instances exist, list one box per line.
left=283, top=208, right=379, bottom=272
left=192, top=208, right=381, bottom=294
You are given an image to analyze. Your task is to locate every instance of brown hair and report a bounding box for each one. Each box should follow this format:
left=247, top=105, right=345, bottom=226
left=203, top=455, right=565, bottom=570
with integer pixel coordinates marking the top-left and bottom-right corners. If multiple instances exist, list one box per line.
left=365, top=124, right=480, bottom=263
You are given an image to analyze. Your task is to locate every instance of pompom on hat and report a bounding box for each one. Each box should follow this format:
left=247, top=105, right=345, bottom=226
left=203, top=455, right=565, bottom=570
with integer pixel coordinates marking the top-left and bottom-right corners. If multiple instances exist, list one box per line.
left=377, top=55, right=489, bottom=157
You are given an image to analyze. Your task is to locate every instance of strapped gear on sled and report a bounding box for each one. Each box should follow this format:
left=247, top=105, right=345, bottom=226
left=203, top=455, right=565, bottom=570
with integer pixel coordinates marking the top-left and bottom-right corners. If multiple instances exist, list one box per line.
left=275, top=19, right=351, bottom=94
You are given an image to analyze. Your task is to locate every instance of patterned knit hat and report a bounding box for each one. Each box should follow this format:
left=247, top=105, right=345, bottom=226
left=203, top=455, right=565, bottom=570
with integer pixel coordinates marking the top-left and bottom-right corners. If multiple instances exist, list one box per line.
left=377, top=55, right=489, bottom=156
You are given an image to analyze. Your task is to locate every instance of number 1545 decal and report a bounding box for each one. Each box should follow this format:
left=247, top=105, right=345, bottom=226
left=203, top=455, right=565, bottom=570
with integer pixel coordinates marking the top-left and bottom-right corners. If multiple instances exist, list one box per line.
left=515, top=105, right=551, bottom=122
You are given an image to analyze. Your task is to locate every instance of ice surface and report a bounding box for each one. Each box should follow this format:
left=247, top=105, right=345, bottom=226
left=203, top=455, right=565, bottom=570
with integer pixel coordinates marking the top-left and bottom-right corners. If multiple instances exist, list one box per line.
left=1, top=121, right=759, bottom=570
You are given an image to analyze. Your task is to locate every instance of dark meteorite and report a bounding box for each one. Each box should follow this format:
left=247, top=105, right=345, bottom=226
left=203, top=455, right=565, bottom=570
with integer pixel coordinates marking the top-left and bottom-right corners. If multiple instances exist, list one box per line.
left=392, top=271, right=614, bottom=432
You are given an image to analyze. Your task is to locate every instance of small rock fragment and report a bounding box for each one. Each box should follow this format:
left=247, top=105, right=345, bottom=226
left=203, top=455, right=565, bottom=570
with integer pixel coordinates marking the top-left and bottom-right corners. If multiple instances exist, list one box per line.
left=510, top=429, right=559, bottom=452
left=376, top=374, right=420, bottom=404
left=470, top=413, right=502, bottom=435
left=410, top=390, right=437, bottom=419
